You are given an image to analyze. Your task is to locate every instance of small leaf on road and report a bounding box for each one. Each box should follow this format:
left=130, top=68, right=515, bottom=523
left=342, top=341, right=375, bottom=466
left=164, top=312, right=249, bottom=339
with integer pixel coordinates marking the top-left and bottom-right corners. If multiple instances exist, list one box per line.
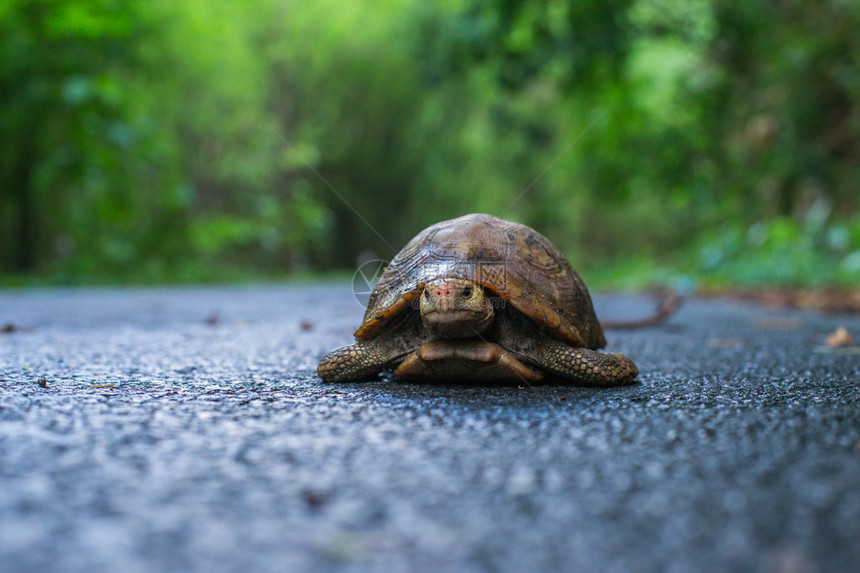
left=826, top=326, right=854, bottom=347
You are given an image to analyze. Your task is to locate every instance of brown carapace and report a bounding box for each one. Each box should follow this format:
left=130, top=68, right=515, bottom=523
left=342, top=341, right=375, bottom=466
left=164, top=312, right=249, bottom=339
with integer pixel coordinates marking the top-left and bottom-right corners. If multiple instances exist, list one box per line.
left=317, top=214, right=638, bottom=385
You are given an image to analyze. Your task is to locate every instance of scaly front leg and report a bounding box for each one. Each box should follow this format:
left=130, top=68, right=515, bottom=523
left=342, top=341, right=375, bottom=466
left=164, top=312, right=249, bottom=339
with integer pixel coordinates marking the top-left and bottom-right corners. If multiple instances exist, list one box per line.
left=533, top=339, right=638, bottom=386
left=317, top=340, right=396, bottom=383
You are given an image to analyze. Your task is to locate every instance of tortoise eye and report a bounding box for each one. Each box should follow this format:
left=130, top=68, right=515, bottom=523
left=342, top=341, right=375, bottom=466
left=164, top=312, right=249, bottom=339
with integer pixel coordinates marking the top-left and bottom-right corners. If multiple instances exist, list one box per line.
left=423, top=290, right=429, bottom=300
left=462, top=286, right=472, bottom=298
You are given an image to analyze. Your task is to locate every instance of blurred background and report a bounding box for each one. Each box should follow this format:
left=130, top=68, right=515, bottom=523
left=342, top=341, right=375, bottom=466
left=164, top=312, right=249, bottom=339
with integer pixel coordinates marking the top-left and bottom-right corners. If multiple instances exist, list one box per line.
left=1, top=0, right=859, bottom=289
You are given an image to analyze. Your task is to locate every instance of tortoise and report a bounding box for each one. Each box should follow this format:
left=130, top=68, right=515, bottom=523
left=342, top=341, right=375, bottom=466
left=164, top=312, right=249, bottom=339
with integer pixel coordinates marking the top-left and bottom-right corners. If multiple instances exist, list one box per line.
left=317, top=214, right=637, bottom=385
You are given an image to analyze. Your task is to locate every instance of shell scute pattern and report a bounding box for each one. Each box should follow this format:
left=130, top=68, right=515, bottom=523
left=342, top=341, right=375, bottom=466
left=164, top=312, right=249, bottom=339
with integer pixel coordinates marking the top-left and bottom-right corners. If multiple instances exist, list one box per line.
left=355, top=214, right=606, bottom=349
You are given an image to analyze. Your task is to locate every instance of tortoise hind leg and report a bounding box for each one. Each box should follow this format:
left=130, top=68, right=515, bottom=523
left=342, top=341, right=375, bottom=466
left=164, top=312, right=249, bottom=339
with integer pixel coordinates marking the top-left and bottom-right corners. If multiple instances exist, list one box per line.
left=317, top=340, right=394, bottom=383
left=533, top=339, right=638, bottom=386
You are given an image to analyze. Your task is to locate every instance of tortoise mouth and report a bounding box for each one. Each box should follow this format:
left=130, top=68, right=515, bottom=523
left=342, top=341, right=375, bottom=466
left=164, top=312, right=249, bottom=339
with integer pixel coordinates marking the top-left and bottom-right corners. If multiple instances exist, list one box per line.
left=422, top=307, right=494, bottom=338
left=423, top=309, right=479, bottom=324
left=419, top=277, right=494, bottom=338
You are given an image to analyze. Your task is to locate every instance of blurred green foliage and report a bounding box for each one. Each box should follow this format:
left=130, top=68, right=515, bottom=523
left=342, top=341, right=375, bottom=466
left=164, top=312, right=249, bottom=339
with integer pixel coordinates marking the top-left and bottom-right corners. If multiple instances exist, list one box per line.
left=1, top=0, right=858, bottom=286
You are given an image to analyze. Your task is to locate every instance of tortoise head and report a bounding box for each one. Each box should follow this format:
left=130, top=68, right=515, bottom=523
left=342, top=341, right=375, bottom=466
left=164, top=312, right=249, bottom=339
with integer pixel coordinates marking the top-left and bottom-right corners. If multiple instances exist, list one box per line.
left=419, top=278, right=494, bottom=338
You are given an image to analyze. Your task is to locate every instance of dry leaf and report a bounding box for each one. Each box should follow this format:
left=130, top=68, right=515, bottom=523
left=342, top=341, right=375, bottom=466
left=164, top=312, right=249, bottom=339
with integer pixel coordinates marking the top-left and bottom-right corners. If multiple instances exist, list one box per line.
left=826, top=326, right=854, bottom=347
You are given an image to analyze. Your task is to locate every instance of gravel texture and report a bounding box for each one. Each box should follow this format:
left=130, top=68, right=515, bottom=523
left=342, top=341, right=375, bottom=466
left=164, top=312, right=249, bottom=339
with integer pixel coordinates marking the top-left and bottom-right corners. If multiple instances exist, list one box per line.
left=1, top=285, right=859, bottom=573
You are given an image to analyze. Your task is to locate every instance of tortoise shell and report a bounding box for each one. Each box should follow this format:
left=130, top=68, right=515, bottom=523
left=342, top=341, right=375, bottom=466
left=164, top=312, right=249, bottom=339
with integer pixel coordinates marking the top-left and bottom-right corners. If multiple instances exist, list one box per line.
left=355, top=214, right=607, bottom=349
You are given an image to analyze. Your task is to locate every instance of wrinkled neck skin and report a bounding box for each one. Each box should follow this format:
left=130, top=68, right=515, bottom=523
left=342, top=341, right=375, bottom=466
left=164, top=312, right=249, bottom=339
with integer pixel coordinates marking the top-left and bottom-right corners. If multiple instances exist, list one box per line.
left=419, top=278, right=494, bottom=339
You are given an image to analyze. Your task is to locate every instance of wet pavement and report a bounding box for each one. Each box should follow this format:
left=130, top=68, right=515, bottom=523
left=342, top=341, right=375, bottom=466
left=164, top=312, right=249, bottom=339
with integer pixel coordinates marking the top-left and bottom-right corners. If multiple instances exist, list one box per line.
left=1, top=284, right=858, bottom=572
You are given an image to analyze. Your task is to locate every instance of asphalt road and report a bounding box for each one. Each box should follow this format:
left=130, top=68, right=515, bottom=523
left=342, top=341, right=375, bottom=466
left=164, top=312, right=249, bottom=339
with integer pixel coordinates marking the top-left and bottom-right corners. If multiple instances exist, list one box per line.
left=1, top=284, right=858, bottom=573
